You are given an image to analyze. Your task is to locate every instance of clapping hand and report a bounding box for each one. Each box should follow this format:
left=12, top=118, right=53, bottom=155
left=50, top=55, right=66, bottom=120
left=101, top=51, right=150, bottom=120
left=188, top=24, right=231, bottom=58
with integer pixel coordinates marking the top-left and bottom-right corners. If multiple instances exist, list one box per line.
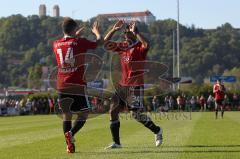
left=112, top=20, right=124, bottom=31
left=75, top=27, right=84, bottom=37
left=92, top=21, right=100, bottom=37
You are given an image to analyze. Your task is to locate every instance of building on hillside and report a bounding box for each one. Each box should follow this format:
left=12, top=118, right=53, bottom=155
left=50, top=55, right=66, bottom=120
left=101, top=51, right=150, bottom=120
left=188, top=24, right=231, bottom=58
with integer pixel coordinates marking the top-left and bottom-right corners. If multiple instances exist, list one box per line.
left=39, top=4, right=46, bottom=17
left=97, top=10, right=156, bottom=24
left=53, top=5, right=60, bottom=17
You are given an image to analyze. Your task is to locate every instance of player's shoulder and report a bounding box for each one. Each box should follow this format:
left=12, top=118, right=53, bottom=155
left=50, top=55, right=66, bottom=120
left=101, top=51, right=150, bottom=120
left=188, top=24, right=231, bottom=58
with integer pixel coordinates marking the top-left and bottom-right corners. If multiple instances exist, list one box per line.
left=53, top=38, right=64, bottom=46
left=76, top=37, right=91, bottom=43
left=53, top=39, right=60, bottom=50
left=137, top=41, right=149, bottom=50
left=54, top=37, right=65, bottom=42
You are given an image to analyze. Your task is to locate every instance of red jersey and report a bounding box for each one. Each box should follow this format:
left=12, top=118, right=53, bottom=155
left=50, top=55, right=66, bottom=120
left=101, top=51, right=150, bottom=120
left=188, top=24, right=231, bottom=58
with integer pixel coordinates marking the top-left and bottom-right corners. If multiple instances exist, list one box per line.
left=213, top=83, right=225, bottom=100
left=115, top=41, right=148, bottom=86
left=199, top=97, right=205, bottom=105
left=53, top=36, right=97, bottom=90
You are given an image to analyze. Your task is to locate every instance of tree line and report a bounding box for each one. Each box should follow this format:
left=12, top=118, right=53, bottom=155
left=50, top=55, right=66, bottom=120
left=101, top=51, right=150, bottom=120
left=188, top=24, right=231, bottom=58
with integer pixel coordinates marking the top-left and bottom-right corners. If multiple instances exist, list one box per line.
left=0, top=14, right=240, bottom=88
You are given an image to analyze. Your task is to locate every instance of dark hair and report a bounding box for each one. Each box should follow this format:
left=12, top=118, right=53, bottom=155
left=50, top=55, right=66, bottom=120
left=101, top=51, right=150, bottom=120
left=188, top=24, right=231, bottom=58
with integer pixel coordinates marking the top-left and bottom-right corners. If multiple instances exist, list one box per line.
left=123, top=23, right=139, bottom=34
left=125, top=24, right=130, bottom=30
left=62, top=17, right=77, bottom=34
left=123, top=24, right=130, bottom=34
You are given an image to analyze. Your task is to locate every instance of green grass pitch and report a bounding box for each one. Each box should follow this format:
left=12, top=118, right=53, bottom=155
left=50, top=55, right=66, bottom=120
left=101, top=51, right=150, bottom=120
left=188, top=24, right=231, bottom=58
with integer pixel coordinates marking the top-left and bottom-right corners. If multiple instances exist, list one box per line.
left=0, top=112, right=240, bottom=159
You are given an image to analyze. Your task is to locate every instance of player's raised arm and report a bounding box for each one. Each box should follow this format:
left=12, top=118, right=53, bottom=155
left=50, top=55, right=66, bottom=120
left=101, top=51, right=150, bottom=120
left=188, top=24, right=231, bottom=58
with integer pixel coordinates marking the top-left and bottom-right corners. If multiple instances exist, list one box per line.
left=221, top=83, right=226, bottom=93
left=91, top=21, right=103, bottom=45
left=104, top=20, right=124, bottom=41
left=213, top=84, right=217, bottom=93
left=129, top=21, right=149, bottom=49
left=75, top=27, right=85, bottom=38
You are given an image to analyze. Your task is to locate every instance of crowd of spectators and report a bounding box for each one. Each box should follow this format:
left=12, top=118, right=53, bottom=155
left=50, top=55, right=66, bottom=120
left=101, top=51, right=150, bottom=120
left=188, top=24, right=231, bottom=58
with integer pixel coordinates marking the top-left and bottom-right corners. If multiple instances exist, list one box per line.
left=147, top=93, right=240, bottom=112
left=0, top=97, right=55, bottom=115
left=1, top=93, right=240, bottom=116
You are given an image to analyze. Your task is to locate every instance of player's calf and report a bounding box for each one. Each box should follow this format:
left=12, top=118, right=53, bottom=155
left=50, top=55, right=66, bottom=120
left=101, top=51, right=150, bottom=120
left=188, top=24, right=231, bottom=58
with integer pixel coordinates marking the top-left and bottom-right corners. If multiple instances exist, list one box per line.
left=131, top=111, right=163, bottom=146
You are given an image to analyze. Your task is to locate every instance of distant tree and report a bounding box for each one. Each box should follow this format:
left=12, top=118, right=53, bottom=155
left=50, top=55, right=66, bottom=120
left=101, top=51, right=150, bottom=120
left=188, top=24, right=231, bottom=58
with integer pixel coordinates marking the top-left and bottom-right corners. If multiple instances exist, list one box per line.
left=0, top=15, right=240, bottom=89
left=27, top=64, right=42, bottom=89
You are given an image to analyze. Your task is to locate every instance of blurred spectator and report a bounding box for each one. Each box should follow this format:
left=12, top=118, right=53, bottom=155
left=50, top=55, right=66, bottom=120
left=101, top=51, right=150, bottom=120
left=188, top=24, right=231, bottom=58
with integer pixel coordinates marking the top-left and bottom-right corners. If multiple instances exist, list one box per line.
left=15, top=100, right=20, bottom=109
left=196, top=96, right=200, bottom=110
left=103, top=99, right=110, bottom=112
left=32, top=99, right=38, bottom=114
left=207, top=94, right=215, bottom=110
left=164, top=96, right=169, bottom=111
left=199, top=95, right=206, bottom=112
left=152, top=96, right=159, bottom=112
left=91, top=97, right=99, bottom=112
left=177, top=96, right=184, bottom=111
left=190, top=96, right=196, bottom=111
left=25, top=98, right=32, bottom=114
left=232, top=93, right=239, bottom=110
left=185, top=97, right=191, bottom=112
left=182, top=94, right=186, bottom=109
left=223, top=94, right=230, bottom=110
left=48, top=97, right=54, bottom=114
left=169, top=96, right=174, bottom=110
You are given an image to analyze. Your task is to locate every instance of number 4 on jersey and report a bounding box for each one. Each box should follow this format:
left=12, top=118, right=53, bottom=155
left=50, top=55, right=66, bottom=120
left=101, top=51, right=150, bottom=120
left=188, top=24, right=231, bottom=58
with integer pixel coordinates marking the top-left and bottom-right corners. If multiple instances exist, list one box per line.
left=57, top=48, right=75, bottom=67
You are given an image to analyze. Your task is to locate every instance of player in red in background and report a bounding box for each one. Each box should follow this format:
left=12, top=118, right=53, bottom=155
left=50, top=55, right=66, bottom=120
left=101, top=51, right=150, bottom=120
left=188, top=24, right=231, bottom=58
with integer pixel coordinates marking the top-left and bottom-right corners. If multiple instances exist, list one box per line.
left=104, top=20, right=163, bottom=149
left=53, top=17, right=102, bottom=153
left=213, top=79, right=226, bottom=119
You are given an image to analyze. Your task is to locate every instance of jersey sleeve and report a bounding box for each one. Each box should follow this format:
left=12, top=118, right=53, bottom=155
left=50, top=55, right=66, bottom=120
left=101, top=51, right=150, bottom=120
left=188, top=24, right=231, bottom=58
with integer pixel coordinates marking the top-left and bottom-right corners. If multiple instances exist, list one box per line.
left=52, top=41, right=56, bottom=53
left=138, top=42, right=149, bottom=55
left=52, top=41, right=58, bottom=62
left=134, top=42, right=148, bottom=59
left=213, top=84, right=217, bottom=93
left=213, top=84, right=221, bottom=93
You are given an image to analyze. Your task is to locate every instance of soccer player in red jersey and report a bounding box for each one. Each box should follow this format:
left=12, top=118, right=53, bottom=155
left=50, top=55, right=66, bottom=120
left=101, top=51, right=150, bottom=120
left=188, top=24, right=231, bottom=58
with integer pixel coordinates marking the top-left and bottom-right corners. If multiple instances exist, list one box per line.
left=104, top=20, right=163, bottom=149
left=213, top=79, right=226, bottom=119
left=53, top=17, right=102, bottom=153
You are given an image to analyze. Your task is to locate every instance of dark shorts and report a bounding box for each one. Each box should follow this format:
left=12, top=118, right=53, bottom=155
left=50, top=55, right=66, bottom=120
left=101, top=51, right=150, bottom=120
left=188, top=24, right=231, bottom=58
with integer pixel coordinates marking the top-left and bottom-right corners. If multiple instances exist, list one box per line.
left=58, top=93, right=89, bottom=113
left=215, top=99, right=224, bottom=110
left=112, top=85, right=144, bottom=110
left=215, top=99, right=224, bottom=105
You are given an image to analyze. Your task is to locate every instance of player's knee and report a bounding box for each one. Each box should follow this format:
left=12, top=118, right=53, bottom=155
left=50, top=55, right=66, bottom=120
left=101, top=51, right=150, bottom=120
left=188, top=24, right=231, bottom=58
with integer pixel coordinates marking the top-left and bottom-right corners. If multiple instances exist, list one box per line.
left=131, top=110, right=140, bottom=120
left=76, top=111, right=88, bottom=121
left=63, top=112, right=72, bottom=121
left=131, top=111, right=151, bottom=124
